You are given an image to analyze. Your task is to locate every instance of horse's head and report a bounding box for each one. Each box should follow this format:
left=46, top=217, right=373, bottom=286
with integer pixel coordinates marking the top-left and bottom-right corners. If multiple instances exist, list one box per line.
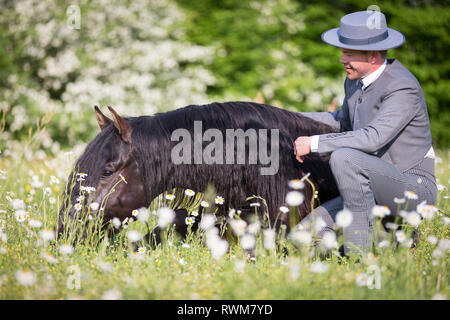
left=58, top=106, right=147, bottom=237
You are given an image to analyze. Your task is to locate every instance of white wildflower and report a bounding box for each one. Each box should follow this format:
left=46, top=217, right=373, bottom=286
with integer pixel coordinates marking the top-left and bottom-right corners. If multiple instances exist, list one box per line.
left=395, top=230, right=406, bottom=243
left=199, top=214, right=216, bottom=231
left=371, top=205, right=391, bottom=218
left=16, top=270, right=36, bottom=286
left=336, top=209, right=353, bottom=227
left=126, top=230, right=142, bottom=242
left=310, top=261, right=329, bottom=274
left=263, top=229, right=276, bottom=250
left=321, top=231, right=338, bottom=249
left=157, top=207, right=175, bottom=229
left=285, top=191, right=304, bottom=206
left=59, top=244, right=74, bottom=255
left=229, top=219, right=247, bottom=236
left=406, top=211, right=422, bottom=227
left=240, top=234, right=256, bottom=250
left=288, top=179, right=305, bottom=189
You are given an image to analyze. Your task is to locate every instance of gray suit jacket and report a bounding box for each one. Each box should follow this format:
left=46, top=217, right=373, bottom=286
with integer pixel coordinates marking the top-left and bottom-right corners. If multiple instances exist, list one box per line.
left=301, top=59, right=434, bottom=174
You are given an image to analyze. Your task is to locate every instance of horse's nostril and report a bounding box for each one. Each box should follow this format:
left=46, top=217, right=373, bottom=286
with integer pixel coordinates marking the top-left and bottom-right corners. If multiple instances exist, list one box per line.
left=117, top=197, right=124, bottom=207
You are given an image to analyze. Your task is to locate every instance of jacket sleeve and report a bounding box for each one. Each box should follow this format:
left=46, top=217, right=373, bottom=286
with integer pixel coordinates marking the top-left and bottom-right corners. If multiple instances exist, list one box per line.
left=316, top=78, right=421, bottom=155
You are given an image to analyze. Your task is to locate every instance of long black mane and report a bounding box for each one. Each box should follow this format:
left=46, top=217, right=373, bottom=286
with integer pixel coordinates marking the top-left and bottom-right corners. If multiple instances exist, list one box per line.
left=124, top=101, right=339, bottom=221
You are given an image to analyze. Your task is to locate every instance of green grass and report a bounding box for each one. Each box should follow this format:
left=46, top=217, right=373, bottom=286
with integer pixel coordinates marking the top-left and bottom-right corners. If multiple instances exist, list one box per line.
left=0, top=149, right=448, bottom=300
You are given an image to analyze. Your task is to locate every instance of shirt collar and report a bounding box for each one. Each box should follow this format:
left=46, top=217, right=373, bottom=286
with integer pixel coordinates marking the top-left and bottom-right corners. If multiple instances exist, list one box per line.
left=360, top=59, right=387, bottom=90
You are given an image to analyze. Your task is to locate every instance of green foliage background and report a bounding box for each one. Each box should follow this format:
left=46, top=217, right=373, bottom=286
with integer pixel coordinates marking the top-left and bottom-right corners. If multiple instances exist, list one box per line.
left=176, top=0, right=450, bottom=147
left=0, top=0, right=449, bottom=150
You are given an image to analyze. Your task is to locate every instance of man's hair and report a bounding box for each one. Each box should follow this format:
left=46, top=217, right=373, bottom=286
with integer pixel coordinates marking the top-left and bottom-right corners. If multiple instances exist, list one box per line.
left=379, top=50, right=388, bottom=59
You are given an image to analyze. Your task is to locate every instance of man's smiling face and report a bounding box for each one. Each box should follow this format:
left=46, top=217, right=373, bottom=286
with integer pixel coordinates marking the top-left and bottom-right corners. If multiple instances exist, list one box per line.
left=339, top=48, right=373, bottom=80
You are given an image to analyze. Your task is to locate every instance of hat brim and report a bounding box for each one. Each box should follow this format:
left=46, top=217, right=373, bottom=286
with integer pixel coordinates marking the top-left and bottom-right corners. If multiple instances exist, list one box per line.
left=321, top=27, right=405, bottom=51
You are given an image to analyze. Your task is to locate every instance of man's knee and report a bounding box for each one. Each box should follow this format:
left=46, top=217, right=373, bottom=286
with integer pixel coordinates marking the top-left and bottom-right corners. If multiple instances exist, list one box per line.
left=329, top=148, right=359, bottom=170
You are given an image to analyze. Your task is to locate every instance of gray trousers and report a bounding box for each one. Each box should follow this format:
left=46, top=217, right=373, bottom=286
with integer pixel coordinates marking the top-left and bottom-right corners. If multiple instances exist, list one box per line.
left=299, top=148, right=437, bottom=254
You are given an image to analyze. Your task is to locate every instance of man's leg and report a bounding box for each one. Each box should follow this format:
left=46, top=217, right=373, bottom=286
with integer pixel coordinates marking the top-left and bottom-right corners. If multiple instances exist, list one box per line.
left=329, top=148, right=435, bottom=254
left=298, top=196, right=343, bottom=238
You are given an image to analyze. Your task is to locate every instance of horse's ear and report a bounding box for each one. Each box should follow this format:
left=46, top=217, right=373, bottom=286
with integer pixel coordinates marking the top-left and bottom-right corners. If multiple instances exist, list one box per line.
left=107, top=106, right=132, bottom=144
left=94, top=106, right=113, bottom=131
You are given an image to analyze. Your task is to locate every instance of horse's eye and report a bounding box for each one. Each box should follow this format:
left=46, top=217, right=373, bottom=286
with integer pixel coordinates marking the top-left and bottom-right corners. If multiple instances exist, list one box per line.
left=102, top=169, right=114, bottom=177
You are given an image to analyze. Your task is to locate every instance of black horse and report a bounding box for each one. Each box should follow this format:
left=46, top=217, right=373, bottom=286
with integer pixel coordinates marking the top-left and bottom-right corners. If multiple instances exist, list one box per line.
left=58, top=101, right=339, bottom=240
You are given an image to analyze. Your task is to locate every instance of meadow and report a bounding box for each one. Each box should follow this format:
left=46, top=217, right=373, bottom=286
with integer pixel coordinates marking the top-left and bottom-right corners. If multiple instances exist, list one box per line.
left=0, top=144, right=448, bottom=300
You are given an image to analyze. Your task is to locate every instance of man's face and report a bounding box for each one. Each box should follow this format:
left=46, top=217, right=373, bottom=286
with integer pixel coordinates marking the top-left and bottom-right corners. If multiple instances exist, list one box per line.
left=339, top=48, right=372, bottom=80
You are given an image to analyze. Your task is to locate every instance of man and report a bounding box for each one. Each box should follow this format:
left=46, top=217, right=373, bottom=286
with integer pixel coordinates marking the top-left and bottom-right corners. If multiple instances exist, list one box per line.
left=294, top=11, right=437, bottom=254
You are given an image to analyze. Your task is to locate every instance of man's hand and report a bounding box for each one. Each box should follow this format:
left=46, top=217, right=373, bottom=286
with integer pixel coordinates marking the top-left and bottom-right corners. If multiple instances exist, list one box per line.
left=294, top=136, right=312, bottom=163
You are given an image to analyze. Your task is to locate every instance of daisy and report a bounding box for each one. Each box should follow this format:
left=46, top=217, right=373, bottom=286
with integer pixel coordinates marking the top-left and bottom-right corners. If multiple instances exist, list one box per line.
left=102, top=288, right=122, bottom=300
left=240, top=234, right=256, bottom=250
left=15, top=210, right=28, bottom=222
left=228, top=208, right=236, bottom=219
left=249, top=202, right=260, bottom=207
left=179, top=258, right=187, bottom=265
left=215, top=196, right=225, bottom=205
left=200, top=201, right=209, bottom=208
left=126, top=230, right=142, bottom=242
left=90, top=202, right=100, bottom=211
left=209, top=238, right=229, bottom=260
left=15, top=270, right=36, bottom=286
left=288, top=179, right=305, bottom=189
left=10, top=198, right=25, bottom=210
left=395, top=230, right=406, bottom=243
left=279, top=206, right=290, bottom=214
left=185, top=216, right=195, bottom=225
left=247, top=221, right=261, bottom=234
left=39, top=228, right=55, bottom=242
left=184, top=189, right=195, bottom=197
left=28, top=219, right=42, bottom=228
left=416, top=202, right=438, bottom=220
left=393, top=197, right=406, bottom=204
left=263, top=229, right=276, bottom=250
left=310, top=261, right=329, bottom=274
left=111, top=217, right=121, bottom=229
left=404, top=190, right=418, bottom=200
left=132, top=209, right=139, bottom=217
left=187, top=211, right=197, bottom=218
left=74, top=203, right=82, bottom=211
left=165, top=193, right=176, bottom=201
left=157, top=207, right=175, bottom=229
left=136, top=207, right=149, bottom=223
left=137, top=247, right=146, bottom=255
left=285, top=191, right=304, bottom=206
left=427, top=235, right=438, bottom=245
left=336, top=209, right=353, bottom=228
left=378, top=240, right=390, bottom=248
left=229, top=219, right=247, bottom=236
left=181, top=243, right=190, bottom=249
left=406, top=211, right=422, bottom=227
left=59, top=244, right=74, bottom=255
left=119, top=174, right=127, bottom=184
left=371, top=205, right=391, bottom=218
left=289, top=230, right=312, bottom=245
left=321, top=231, right=338, bottom=249
left=49, top=176, right=60, bottom=185
left=43, top=187, right=52, bottom=196
left=199, top=214, right=216, bottom=231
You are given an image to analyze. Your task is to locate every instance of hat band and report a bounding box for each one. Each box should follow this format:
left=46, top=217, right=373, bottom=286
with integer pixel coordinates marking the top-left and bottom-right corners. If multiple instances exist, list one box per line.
left=338, top=29, right=389, bottom=45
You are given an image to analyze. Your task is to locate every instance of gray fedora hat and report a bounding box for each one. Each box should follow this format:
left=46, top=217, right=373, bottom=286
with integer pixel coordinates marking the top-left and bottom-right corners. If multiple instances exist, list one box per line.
left=321, top=11, right=405, bottom=51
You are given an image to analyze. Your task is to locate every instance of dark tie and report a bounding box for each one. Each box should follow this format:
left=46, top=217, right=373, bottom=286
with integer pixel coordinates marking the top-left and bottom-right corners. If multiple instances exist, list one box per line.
left=357, top=80, right=364, bottom=104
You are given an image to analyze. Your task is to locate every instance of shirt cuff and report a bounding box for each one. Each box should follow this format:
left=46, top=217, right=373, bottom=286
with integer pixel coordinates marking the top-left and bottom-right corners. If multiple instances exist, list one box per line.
left=310, top=135, right=319, bottom=153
